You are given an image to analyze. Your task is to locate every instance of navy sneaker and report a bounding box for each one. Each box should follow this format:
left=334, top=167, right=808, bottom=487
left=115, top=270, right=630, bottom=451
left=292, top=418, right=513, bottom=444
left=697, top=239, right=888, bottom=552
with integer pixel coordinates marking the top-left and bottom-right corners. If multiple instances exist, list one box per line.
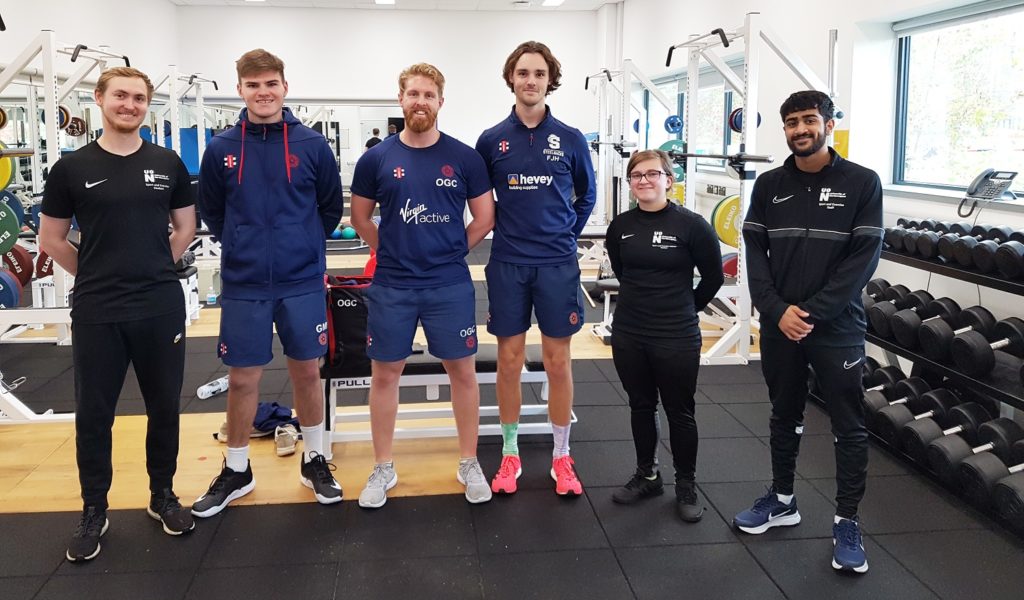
left=832, top=517, right=869, bottom=573
left=733, top=487, right=801, bottom=534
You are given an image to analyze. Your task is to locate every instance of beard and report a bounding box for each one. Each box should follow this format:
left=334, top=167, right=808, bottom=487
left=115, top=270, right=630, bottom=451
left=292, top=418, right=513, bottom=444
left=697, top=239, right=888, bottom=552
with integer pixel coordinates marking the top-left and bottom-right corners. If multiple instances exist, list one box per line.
left=403, top=107, right=437, bottom=134
left=787, top=131, right=827, bottom=157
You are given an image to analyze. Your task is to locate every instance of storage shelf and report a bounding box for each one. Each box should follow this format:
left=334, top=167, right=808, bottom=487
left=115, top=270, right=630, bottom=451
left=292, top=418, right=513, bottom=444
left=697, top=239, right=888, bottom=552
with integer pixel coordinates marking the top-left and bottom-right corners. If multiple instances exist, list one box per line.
left=866, top=333, right=1024, bottom=413
left=880, top=249, right=1024, bottom=296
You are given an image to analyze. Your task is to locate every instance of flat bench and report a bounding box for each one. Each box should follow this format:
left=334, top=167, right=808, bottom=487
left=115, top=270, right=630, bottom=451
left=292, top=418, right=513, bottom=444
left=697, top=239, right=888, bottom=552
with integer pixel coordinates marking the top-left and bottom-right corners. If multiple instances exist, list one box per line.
left=319, top=344, right=571, bottom=458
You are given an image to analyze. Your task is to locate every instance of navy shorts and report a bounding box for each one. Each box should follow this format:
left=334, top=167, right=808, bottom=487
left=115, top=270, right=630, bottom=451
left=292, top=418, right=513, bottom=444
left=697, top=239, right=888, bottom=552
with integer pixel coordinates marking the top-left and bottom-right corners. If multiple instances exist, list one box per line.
left=218, top=291, right=328, bottom=367
left=365, top=280, right=477, bottom=362
left=485, top=259, right=584, bottom=338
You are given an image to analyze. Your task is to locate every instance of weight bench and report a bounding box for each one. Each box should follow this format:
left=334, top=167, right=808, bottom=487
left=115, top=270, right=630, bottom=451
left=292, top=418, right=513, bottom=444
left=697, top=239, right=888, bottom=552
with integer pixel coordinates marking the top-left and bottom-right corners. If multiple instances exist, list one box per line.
left=319, top=344, right=566, bottom=459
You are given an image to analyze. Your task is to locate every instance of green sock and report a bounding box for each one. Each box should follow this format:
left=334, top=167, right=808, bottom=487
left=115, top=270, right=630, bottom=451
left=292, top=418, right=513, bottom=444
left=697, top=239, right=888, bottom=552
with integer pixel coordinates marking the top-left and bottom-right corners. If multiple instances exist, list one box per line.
left=501, top=422, right=519, bottom=456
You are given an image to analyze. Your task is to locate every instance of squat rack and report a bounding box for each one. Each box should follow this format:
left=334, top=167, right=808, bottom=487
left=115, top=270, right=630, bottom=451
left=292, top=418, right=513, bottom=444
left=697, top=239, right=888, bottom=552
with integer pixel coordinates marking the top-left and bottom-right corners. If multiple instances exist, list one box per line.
left=666, top=11, right=843, bottom=365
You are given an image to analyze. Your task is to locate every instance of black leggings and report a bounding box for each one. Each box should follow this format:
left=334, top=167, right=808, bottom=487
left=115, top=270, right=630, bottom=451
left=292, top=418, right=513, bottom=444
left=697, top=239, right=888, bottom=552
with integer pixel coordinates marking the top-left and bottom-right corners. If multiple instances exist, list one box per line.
left=760, top=337, right=868, bottom=519
left=611, top=330, right=700, bottom=482
left=73, top=309, right=186, bottom=511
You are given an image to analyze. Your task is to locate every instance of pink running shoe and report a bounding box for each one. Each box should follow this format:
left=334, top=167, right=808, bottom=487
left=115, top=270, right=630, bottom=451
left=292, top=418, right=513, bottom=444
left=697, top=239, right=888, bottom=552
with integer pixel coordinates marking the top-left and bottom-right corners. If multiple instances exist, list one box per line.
left=550, top=455, right=583, bottom=496
left=491, top=455, right=522, bottom=494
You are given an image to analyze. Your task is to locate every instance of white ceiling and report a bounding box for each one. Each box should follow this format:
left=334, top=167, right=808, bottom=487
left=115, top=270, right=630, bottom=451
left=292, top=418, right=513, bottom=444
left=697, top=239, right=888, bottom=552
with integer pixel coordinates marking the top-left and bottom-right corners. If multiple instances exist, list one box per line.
left=167, top=0, right=616, bottom=10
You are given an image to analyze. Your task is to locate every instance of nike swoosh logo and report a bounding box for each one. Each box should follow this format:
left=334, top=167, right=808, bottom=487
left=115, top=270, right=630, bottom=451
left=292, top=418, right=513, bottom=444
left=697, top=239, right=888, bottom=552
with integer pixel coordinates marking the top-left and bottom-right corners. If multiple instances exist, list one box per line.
left=621, top=234, right=635, bottom=239
left=772, top=195, right=793, bottom=204
left=843, top=359, right=862, bottom=370
left=768, top=510, right=793, bottom=521
left=84, top=179, right=108, bottom=189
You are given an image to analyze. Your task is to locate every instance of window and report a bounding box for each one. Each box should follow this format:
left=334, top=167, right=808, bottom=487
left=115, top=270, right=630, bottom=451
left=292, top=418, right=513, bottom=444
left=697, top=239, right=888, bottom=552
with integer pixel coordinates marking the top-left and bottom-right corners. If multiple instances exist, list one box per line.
left=894, top=3, right=1024, bottom=193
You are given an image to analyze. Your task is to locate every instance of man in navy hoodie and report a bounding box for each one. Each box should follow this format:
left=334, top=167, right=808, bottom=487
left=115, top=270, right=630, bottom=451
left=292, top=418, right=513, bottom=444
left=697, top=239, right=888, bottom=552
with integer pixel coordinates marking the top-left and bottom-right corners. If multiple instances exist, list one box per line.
left=193, top=49, right=344, bottom=516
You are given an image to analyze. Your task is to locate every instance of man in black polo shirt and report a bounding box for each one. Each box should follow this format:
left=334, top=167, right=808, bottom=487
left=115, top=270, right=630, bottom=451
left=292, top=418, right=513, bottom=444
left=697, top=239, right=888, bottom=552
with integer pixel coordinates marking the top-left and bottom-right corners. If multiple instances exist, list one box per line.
left=733, top=90, right=883, bottom=574
left=40, top=67, right=197, bottom=562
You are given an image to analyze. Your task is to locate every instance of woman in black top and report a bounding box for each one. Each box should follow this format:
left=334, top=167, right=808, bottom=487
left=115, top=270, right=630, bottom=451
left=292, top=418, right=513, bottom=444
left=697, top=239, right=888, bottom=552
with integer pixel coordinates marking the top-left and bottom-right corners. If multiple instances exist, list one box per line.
left=605, top=149, right=724, bottom=521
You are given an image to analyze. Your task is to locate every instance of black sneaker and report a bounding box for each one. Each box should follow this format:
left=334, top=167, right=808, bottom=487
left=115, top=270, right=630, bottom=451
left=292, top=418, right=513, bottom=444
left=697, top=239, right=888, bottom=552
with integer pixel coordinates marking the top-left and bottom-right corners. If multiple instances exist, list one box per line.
left=191, top=460, right=255, bottom=518
left=675, top=481, right=705, bottom=523
left=611, top=470, right=664, bottom=504
left=148, top=488, right=196, bottom=535
left=300, top=452, right=343, bottom=505
left=66, top=506, right=109, bottom=562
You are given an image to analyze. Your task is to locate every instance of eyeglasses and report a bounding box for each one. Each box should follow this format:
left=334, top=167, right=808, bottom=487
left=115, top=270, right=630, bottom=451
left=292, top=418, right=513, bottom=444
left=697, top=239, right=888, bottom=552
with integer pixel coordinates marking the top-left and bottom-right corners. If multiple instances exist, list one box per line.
left=627, top=170, right=667, bottom=184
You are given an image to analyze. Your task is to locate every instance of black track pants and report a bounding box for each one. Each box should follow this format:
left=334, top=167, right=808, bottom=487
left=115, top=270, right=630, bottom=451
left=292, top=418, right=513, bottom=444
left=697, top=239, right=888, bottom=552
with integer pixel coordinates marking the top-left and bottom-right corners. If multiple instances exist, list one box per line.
left=760, top=337, right=868, bottom=518
left=611, top=331, right=701, bottom=482
left=73, top=310, right=186, bottom=511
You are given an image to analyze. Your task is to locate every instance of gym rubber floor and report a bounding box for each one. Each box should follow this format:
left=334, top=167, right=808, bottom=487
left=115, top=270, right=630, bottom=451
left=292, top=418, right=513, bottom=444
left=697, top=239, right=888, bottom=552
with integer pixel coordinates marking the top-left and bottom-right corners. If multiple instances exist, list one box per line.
left=3, top=245, right=1023, bottom=599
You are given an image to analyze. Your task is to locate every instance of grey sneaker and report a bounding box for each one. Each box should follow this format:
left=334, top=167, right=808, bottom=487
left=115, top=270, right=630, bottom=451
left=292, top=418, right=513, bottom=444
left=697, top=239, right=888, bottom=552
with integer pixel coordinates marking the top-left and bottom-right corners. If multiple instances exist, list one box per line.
left=275, top=424, right=298, bottom=457
left=358, top=461, right=397, bottom=509
left=457, top=457, right=493, bottom=504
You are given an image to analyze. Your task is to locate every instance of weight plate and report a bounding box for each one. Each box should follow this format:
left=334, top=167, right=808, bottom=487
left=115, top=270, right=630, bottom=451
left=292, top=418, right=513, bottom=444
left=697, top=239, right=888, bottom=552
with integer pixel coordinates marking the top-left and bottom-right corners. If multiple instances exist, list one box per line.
left=658, top=139, right=686, bottom=153
left=667, top=182, right=685, bottom=206
left=35, top=249, right=54, bottom=279
left=0, top=201, right=20, bottom=253
left=1, top=243, right=32, bottom=286
left=713, top=195, right=742, bottom=248
left=0, top=141, right=15, bottom=190
left=0, top=269, right=21, bottom=308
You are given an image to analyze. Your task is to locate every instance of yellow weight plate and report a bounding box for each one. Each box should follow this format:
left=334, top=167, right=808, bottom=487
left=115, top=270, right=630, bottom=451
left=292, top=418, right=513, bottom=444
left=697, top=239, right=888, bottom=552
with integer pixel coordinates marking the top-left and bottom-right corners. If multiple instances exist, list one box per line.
left=668, top=182, right=686, bottom=206
left=0, top=142, right=14, bottom=190
left=712, top=194, right=741, bottom=248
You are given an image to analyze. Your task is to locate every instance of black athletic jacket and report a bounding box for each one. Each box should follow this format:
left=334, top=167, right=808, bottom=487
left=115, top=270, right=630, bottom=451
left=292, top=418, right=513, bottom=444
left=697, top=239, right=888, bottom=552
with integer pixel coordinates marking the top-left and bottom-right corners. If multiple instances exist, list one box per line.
left=742, top=148, right=883, bottom=346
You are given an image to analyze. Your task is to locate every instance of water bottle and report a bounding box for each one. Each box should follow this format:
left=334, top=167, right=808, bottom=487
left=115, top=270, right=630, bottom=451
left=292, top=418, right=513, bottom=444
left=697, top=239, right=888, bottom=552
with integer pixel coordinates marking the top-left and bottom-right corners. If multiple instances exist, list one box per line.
left=206, top=286, right=217, bottom=305
left=197, top=376, right=229, bottom=399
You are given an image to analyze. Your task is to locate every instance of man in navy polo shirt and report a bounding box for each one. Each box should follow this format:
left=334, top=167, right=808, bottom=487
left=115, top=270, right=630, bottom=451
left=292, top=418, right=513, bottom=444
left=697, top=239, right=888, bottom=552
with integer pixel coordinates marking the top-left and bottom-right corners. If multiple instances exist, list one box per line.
left=350, top=62, right=495, bottom=509
left=476, top=41, right=596, bottom=497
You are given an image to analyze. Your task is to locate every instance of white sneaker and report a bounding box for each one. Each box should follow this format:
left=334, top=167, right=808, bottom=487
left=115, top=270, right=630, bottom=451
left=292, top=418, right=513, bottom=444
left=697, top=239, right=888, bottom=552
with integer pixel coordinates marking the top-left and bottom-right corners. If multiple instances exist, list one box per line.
left=457, top=457, right=493, bottom=504
left=358, top=461, right=397, bottom=509
left=275, top=424, right=299, bottom=457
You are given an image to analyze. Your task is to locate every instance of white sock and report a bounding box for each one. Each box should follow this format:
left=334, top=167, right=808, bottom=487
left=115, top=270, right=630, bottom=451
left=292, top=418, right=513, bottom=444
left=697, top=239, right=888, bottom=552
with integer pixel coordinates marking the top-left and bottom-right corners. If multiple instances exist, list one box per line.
left=301, top=421, right=324, bottom=463
left=226, top=445, right=249, bottom=473
left=777, top=493, right=794, bottom=504
left=551, top=423, right=571, bottom=458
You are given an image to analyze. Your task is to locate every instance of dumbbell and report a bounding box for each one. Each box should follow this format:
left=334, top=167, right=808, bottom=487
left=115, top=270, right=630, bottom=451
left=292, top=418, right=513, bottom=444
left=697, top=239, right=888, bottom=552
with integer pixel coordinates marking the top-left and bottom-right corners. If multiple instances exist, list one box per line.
left=917, top=306, right=997, bottom=362
left=867, top=289, right=933, bottom=337
left=957, top=439, right=1024, bottom=508
left=863, top=376, right=930, bottom=428
left=994, top=240, right=1024, bottom=279
left=872, top=387, right=963, bottom=447
left=927, top=417, right=1024, bottom=485
left=885, top=219, right=938, bottom=251
left=862, top=356, right=881, bottom=387
left=950, top=317, right=1024, bottom=377
left=862, top=282, right=909, bottom=312
left=901, top=221, right=964, bottom=255
left=971, top=229, right=1024, bottom=273
left=993, top=444, right=1024, bottom=529
left=915, top=221, right=972, bottom=258
left=936, top=224, right=989, bottom=262
left=952, top=225, right=1014, bottom=267
left=888, top=297, right=960, bottom=348
left=901, top=401, right=994, bottom=463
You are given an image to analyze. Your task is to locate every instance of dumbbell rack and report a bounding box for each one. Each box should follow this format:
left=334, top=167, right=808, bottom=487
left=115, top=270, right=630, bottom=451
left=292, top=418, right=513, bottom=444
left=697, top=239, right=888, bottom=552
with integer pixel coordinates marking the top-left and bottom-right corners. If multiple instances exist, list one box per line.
left=811, top=250, right=1024, bottom=536
left=872, top=249, right=1024, bottom=415
left=881, top=250, right=1024, bottom=297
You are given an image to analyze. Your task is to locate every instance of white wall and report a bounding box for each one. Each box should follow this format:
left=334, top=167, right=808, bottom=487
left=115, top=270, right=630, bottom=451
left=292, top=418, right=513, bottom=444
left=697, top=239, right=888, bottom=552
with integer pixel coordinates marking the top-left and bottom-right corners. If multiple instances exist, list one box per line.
left=0, top=0, right=179, bottom=83
left=173, top=6, right=600, bottom=146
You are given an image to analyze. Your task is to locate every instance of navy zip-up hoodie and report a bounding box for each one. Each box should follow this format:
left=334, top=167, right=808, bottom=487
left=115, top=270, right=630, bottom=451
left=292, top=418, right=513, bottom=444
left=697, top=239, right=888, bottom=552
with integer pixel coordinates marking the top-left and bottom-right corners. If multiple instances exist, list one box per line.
left=198, top=107, right=343, bottom=300
left=742, top=148, right=883, bottom=346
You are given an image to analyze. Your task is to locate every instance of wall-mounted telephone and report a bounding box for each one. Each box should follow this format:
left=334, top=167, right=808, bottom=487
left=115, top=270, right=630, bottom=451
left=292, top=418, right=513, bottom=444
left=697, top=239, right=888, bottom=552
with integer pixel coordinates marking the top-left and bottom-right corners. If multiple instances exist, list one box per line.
left=958, top=168, right=1018, bottom=217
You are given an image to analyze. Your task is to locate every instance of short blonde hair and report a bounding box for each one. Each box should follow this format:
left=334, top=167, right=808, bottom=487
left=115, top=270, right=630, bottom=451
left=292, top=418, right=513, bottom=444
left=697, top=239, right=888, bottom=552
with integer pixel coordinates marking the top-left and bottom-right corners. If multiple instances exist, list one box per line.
left=399, top=63, right=446, bottom=97
left=96, top=67, right=154, bottom=102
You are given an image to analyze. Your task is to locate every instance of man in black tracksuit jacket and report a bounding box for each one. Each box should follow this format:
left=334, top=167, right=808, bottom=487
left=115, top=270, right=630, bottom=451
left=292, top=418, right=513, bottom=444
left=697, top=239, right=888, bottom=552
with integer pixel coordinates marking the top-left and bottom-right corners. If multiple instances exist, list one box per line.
left=733, top=91, right=883, bottom=574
